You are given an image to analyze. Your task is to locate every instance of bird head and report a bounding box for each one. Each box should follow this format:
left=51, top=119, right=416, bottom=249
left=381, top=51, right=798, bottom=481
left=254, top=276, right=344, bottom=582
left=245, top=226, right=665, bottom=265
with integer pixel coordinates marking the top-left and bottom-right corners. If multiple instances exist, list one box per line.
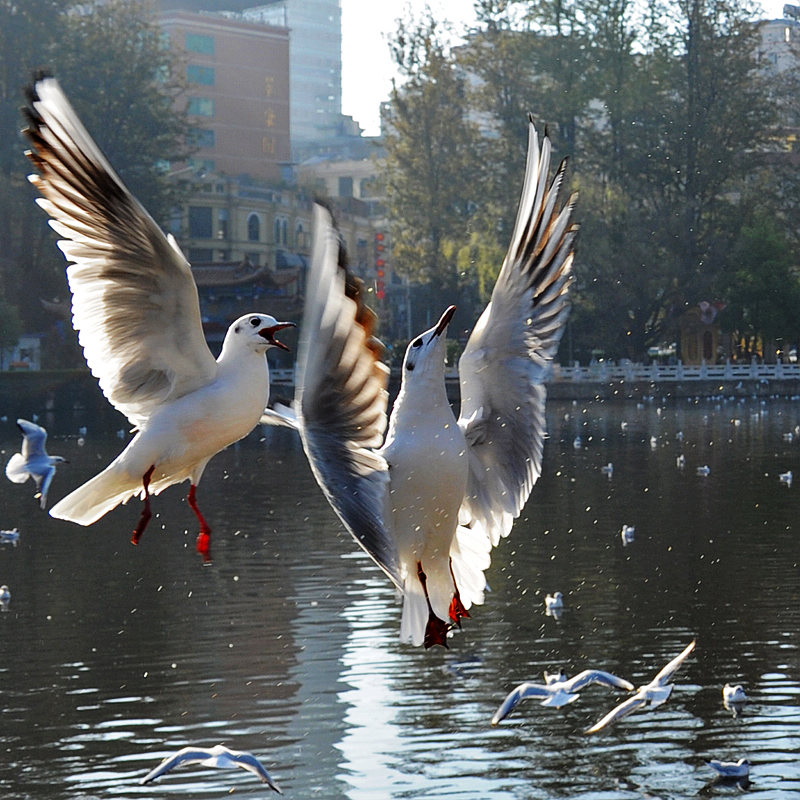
left=226, top=314, right=295, bottom=355
left=402, top=305, right=455, bottom=379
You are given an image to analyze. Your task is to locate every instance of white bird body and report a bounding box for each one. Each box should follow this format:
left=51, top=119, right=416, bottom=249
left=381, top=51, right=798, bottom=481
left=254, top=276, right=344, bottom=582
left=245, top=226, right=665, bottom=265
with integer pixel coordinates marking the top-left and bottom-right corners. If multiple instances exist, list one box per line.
left=380, top=343, right=470, bottom=640
left=586, top=639, right=696, bottom=733
left=545, top=592, right=564, bottom=611
left=5, top=419, right=67, bottom=509
left=723, top=683, right=747, bottom=704
left=141, top=744, right=281, bottom=792
left=23, top=76, right=293, bottom=558
left=0, top=528, right=20, bottom=546
left=707, top=758, right=751, bottom=778
left=621, top=524, right=635, bottom=545
left=492, top=669, right=634, bottom=723
left=273, top=119, right=577, bottom=647
left=0, top=585, right=10, bottom=606
left=779, top=470, right=792, bottom=486
left=697, top=465, right=711, bottom=476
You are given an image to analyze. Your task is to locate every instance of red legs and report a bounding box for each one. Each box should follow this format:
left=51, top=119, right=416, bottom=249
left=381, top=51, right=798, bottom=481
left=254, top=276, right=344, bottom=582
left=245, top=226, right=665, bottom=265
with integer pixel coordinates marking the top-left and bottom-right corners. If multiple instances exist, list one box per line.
left=448, top=558, right=470, bottom=627
left=131, top=465, right=156, bottom=546
left=188, top=484, right=212, bottom=563
left=417, top=562, right=450, bottom=649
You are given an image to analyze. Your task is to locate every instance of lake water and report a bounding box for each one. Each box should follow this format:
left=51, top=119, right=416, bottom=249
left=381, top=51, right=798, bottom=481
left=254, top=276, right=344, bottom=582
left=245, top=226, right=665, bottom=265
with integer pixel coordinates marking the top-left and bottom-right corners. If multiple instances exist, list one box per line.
left=0, top=396, right=798, bottom=799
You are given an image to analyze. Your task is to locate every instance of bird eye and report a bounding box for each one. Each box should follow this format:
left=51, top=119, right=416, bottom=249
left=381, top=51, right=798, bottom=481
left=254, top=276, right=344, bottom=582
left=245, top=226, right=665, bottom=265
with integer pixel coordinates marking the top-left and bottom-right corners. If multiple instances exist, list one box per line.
left=250, top=317, right=261, bottom=327
left=412, top=337, right=423, bottom=348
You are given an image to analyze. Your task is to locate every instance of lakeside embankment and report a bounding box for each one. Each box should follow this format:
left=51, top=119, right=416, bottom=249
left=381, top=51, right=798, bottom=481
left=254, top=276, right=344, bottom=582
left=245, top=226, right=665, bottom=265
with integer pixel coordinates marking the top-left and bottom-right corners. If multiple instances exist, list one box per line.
left=2, top=365, right=798, bottom=423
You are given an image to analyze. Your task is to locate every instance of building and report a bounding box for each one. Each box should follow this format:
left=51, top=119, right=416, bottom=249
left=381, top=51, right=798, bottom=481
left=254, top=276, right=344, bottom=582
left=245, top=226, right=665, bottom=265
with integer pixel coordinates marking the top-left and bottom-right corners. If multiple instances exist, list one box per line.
left=237, top=0, right=344, bottom=149
left=160, top=9, right=291, bottom=181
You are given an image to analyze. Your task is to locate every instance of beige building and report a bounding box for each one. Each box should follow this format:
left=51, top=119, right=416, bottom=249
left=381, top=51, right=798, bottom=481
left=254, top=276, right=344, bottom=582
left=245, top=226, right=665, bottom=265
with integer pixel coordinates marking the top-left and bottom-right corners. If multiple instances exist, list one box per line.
left=160, top=10, right=291, bottom=181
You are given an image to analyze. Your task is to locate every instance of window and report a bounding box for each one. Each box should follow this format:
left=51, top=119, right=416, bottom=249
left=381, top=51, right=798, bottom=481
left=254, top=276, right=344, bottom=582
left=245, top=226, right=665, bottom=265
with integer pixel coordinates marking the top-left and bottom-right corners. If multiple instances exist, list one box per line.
left=186, top=33, right=215, bottom=55
left=295, top=222, right=305, bottom=249
left=338, top=176, right=353, bottom=197
left=188, top=206, right=213, bottom=238
left=188, top=97, right=214, bottom=117
left=247, top=213, right=261, bottom=242
left=191, top=128, right=215, bottom=148
left=188, top=65, right=215, bottom=86
left=282, top=219, right=288, bottom=245
left=218, top=208, right=228, bottom=240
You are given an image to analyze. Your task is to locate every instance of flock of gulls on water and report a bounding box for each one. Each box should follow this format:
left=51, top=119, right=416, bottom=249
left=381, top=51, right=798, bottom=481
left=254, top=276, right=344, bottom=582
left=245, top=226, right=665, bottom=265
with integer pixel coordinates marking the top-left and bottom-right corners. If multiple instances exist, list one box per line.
left=0, top=73, right=762, bottom=790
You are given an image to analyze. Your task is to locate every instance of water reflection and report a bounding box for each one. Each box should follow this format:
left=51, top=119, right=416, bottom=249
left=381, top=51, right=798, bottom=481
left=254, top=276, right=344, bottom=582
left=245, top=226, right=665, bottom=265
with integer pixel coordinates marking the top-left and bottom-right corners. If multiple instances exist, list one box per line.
left=0, top=397, right=798, bottom=798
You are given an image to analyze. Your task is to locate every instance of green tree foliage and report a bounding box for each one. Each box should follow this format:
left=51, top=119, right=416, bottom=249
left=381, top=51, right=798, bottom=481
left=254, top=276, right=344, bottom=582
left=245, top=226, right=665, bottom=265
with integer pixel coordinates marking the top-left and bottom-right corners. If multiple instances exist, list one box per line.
left=719, top=214, right=800, bottom=359
left=383, top=11, right=485, bottom=319
left=0, top=0, right=189, bottom=361
left=386, top=0, right=796, bottom=361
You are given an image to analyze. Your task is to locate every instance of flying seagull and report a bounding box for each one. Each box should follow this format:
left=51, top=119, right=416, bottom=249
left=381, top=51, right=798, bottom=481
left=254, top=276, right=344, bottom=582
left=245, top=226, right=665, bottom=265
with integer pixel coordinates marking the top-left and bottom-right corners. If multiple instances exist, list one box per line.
left=5, top=418, right=67, bottom=508
left=707, top=758, right=751, bottom=778
left=491, top=669, right=634, bottom=724
left=22, top=75, right=293, bottom=560
left=140, top=744, right=281, bottom=792
left=585, top=639, right=696, bottom=733
left=268, top=118, right=576, bottom=646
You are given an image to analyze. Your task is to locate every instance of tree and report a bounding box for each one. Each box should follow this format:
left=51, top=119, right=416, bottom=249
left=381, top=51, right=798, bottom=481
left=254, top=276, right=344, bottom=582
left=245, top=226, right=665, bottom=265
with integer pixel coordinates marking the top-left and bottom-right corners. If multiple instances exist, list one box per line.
left=383, top=11, right=485, bottom=322
left=0, top=0, right=190, bottom=351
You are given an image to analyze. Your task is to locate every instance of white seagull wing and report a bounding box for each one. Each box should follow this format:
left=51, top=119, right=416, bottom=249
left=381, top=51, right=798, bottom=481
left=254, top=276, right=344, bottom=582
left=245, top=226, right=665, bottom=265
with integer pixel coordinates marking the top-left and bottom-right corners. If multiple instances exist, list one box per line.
left=564, top=669, right=635, bottom=693
left=23, top=76, right=216, bottom=428
left=491, top=682, right=550, bottom=724
left=585, top=693, right=648, bottom=734
left=228, top=751, right=282, bottom=791
left=140, top=747, right=212, bottom=783
left=457, top=118, right=577, bottom=547
left=17, top=419, right=48, bottom=458
left=652, top=639, right=696, bottom=687
left=294, top=205, right=399, bottom=587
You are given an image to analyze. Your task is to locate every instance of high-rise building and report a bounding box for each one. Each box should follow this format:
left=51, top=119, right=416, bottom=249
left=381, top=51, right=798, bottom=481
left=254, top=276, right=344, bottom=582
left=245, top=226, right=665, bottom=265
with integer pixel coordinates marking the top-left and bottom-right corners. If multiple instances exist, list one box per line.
left=238, top=1, right=343, bottom=148
left=160, top=9, right=291, bottom=181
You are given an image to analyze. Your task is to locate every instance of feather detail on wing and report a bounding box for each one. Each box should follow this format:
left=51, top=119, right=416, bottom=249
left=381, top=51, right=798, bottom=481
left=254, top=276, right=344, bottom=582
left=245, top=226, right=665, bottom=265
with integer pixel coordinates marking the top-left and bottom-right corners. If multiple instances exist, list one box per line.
left=22, top=75, right=216, bottom=428
left=457, top=116, right=577, bottom=549
left=295, top=204, right=400, bottom=587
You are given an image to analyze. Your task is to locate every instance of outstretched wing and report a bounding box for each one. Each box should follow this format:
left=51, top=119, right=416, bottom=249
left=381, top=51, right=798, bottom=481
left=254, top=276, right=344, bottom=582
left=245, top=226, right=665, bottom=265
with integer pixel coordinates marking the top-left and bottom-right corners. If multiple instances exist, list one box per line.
left=565, top=669, right=635, bottom=693
left=294, top=205, right=400, bottom=587
left=652, top=639, right=696, bottom=686
left=232, top=752, right=282, bottom=792
left=584, top=694, right=647, bottom=734
left=457, top=117, right=577, bottom=549
left=23, top=75, right=216, bottom=428
left=17, top=419, right=48, bottom=459
left=491, top=682, right=550, bottom=724
left=140, top=747, right=209, bottom=783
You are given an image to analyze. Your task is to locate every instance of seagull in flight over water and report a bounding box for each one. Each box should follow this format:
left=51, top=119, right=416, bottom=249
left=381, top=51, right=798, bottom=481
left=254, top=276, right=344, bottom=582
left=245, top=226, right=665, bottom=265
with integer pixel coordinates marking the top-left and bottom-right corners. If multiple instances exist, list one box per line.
left=140, top=744, right=281, bottom=792
left=585, top=640, right=696, bottom=733
left=5, top=418, right=67, bottom=508
left=267, top=118, right=577, bottom=647
left=491, top=669, right=634, bottom=723
left=22, top=75, right=293, bottom=561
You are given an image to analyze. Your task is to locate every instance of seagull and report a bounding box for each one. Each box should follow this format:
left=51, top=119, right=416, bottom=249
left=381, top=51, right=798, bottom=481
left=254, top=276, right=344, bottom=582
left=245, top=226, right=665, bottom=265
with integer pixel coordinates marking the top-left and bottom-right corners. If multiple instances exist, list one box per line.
left=0, top=585, right=10, bottom=608
left=676, top=453, right=685, bottom=468
left=22, top=75, right=293, bottom=561
left=620, top=524, right=635, bottom=545
left=545, top=592, right=564, bottom=612
left=779, top=470, right=792, bottom=486
left=600, top=462, right=613, bottom=477
left=707, top=758, right=751, bottom=778
left=492, top=669, right=634, bottom=723
left=0, top=528, right=20, bottom=546
left=266, top=118, right=576, bottom=647
left=140, top=744, right=281, bottom=792
left=696, top=465, right=711, bottom=476
left=5, top=419, right=68, bottom=509
left=585, top=639, right=696, bottom=733
left=723, top=683, right=747, bottom=705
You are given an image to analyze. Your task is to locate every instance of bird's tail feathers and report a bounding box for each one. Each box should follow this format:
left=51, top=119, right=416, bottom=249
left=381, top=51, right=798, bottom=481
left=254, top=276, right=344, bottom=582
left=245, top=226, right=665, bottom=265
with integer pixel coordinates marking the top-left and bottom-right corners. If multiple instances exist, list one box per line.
left=5, top=453, right=30, bottom=483
left=49, top=465, right=142, bottom=526
left=399, top=577, right=429, bottom=647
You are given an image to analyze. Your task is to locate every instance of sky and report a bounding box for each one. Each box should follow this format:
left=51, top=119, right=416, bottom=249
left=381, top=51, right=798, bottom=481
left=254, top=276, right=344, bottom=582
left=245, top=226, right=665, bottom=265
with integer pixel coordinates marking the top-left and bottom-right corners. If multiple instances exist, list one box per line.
left=340, top=0, right=791, bottom=137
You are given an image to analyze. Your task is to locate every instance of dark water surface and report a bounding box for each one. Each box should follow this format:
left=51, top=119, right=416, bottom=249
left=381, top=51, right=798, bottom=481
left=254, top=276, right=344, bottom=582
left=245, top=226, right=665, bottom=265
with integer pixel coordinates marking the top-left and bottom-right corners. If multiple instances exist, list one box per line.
left=0, top=397, right=798, bottom=799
